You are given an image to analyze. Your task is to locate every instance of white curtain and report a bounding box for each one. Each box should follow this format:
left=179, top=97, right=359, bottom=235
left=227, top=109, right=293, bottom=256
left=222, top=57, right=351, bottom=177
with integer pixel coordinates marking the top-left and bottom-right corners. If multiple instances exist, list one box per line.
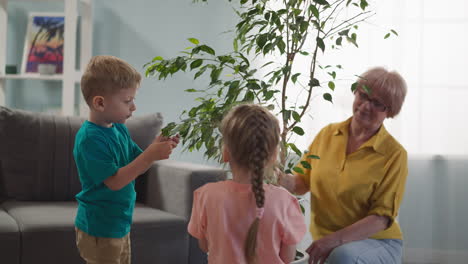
left=293, top=0, right=468, bottom=155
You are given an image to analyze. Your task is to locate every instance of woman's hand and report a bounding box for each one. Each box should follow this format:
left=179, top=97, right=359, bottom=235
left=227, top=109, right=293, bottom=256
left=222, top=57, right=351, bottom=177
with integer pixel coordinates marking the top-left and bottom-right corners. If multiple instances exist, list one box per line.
left=275, top=168, right=294, bottom=192
left=275, top=168, right=309, bottom=195
left=306, top=234, right=342, bottom=264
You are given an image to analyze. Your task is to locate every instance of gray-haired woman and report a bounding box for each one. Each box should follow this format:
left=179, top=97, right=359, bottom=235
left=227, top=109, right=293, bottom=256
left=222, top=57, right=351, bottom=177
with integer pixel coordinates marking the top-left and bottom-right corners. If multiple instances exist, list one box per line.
left=280, top=67, right=408, bottom=264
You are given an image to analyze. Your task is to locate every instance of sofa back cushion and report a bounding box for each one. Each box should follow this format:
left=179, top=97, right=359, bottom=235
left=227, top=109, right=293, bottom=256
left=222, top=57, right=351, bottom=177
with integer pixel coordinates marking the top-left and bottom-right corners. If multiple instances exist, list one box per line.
left=0, top=106, right=162, bottom=201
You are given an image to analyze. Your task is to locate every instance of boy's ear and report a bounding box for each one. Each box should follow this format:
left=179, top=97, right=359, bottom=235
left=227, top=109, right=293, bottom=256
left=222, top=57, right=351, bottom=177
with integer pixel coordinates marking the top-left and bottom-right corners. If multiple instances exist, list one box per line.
left=92, top=96, right=105, bottom=111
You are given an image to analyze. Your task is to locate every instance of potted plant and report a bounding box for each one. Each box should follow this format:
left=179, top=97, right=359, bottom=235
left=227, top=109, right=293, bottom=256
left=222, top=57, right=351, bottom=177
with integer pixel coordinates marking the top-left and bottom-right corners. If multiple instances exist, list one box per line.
left=145, top=0, right=394, bottom=262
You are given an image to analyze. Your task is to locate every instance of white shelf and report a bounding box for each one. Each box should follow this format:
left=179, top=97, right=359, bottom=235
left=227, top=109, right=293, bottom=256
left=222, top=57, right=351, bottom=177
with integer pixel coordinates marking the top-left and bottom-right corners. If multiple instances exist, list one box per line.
left=0, top=0, right=93, bottom=116
left=1, top=73, right=63, bottom=80
left=0, top=71, right=82, bottom=81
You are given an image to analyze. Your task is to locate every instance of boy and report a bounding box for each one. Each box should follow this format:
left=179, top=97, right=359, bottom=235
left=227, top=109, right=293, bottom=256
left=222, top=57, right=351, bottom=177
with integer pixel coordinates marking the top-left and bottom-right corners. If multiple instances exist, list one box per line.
left=73, top=55, right=178, bottom=264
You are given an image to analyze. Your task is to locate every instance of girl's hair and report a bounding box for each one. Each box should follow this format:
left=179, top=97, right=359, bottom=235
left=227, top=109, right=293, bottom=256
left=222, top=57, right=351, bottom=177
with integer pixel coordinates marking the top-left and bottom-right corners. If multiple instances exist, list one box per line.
left=220, top=104, right=280, bottom=264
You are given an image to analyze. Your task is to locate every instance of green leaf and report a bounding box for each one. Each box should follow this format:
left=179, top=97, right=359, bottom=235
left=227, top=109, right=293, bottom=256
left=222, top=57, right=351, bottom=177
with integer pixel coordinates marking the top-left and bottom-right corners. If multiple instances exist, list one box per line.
left=347, top=36, right=358, bottom=48
left=316, top=37, right=325, bottom=52
left=292, top=126, right=305, bottom=136
left=328, top=81, right=335, bottom=90
left=263, top=43, right=273, bottom=54
left=299, top=51, right=309, bottom=56
left=384, top=33, right=390, bottom=39
left=391, top=29, right=399, bottom=36
left=289, top=143, right=303, bottom=158
left=190, top=59, right=203, bottom=70
left=291, top=73, right=301, bottom=83
left=264, top=90, right=275, bottom=100
left=309, top=78, right=320, bottom=87
left=199, top=45, right=215, bottom=55
left=292, top=111, right=301, bottom=122
left=313, top=0, right=329, bottom=5
left=338, top=29, right=350, bottom=36
left=301, top=161, right=312, bottom=169
left=336, top=37, right=342, bottom=46
left=256, top=33, right=268, bottom=49
left=244, top=90, right=255, bottom=101
left=161, top=122, right=177, bottom=137
left=239, top=53, right=250, bottom=67
left=323, top=93, right=333, bottom=103
left=351, top=82, right=358, bottom=92
left=152, top=56, right=163, bottom=62
left=194, top=66, right=207, bottom=79
left=360, top=0, right=368, bottom=10
left=307, top=154, right=320, bottom=159
left=184, top=88, right=198, bottom=92
left=210, top=68, right=222, bottom=84
left=230, top=80, right=240, bottom=89
left=246, top=82, right=261, bottom=90
left=292, top=166, right=305, bottom=174
left=277, top=38, right=286, bottom=54
left=309, top=5, right=319, bottom=19
left=233, top=38, right=239, bottom=52
left=188, top=38, right=199, bottom=45
left=300, top=21, right=309, bottom=33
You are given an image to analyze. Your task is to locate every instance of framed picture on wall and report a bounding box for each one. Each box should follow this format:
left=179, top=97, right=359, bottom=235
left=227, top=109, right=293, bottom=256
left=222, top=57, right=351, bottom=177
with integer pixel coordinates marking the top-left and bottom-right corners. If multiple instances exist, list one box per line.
left=21, top=12, right=65, bottom=75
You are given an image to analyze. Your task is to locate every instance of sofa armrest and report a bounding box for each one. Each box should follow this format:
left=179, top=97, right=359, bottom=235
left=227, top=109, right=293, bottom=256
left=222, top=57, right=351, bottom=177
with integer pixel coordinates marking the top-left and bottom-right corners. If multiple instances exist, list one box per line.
left=140, top=159, right=226, bottom=220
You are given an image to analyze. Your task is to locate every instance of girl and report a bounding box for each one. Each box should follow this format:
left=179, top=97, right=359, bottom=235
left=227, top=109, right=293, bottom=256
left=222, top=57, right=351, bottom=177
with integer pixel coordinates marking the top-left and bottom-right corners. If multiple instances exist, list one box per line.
left=188, top=104, right=307, bottom=264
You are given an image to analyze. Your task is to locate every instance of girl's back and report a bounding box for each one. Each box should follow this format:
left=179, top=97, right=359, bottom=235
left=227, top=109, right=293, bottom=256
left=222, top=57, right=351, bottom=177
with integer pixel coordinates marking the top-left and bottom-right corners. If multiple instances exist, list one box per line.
left=188, top=180, right=306, bottom=264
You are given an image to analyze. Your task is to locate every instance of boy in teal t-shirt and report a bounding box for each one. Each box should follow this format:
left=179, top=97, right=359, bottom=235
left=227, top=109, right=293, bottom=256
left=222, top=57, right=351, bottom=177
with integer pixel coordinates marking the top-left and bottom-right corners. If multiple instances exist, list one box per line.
left=74, top=55, right=179, bottom=264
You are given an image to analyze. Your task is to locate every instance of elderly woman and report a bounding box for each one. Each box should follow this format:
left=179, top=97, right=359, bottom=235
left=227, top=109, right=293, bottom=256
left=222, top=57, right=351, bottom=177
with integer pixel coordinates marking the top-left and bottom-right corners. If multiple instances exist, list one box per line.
left=279, top=67, right=408, bottom=264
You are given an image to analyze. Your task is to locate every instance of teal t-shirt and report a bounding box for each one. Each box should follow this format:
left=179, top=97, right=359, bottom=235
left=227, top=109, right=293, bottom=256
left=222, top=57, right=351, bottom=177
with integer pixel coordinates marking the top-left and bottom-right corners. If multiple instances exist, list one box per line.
left=73, top=121, right=143, bottom=238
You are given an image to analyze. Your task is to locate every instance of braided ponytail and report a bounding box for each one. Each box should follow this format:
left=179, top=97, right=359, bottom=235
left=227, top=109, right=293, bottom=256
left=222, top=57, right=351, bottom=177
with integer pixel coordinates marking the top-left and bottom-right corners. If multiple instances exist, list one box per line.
left=221, top=104, right=280, bottom=264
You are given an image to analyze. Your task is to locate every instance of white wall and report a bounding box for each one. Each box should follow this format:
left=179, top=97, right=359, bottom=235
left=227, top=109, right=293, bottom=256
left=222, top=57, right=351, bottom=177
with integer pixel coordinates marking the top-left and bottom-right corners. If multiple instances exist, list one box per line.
left=5, top=0, right=239, bottom=165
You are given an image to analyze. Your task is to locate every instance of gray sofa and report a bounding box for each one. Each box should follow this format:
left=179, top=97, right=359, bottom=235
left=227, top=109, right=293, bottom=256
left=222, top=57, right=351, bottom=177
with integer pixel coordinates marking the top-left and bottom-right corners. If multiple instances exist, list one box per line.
left=0, top=106, right=226, bottom=264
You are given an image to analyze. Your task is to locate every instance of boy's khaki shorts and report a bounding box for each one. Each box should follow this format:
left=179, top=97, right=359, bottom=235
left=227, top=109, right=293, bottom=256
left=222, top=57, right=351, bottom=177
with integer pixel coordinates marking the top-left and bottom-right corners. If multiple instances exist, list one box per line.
left=75, top=228, right=131, bottom=264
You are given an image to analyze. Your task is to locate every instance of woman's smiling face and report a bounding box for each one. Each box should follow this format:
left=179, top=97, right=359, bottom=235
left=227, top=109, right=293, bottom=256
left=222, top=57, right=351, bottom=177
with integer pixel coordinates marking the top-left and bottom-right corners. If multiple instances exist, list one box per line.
left=352, top=86, right=388, bottom=129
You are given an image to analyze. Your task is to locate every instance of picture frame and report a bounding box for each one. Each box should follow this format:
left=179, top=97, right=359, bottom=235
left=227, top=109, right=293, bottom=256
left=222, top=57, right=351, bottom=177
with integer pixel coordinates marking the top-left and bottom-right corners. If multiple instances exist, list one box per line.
left=21, top=12, right=65, bottom=75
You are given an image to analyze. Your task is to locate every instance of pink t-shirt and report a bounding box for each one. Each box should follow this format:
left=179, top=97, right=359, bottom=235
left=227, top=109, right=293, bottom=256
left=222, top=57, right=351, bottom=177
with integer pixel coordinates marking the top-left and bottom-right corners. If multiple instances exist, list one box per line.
left=188, top=180, right=307, bottom=264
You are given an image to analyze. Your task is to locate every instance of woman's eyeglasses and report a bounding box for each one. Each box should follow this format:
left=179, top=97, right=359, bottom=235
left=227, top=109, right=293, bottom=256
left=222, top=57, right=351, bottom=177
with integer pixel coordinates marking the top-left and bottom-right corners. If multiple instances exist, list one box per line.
left=356, top=90, right=387, bottom=112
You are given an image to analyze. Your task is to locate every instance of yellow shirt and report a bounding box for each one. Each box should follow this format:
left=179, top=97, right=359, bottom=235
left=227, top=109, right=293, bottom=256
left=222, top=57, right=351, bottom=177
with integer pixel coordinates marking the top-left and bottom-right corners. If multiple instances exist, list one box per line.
left=295, top=117, right=408, bottom=240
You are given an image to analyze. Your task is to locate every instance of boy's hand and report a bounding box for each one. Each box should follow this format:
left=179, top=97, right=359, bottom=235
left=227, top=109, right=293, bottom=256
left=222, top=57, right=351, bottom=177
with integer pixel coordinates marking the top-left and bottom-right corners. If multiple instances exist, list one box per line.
left=155, top=134, right=180, bottom=145
left=170, top=134, right=180, bottom=144
left=147, top=135, right=178, bottom=161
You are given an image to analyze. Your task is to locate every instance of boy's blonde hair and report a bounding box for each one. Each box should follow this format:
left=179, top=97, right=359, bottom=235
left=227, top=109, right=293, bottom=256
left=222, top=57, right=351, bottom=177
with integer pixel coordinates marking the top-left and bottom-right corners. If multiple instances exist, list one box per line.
left=81, top=55, right=141, bottom=106
left=221, top=104, right=280, bottom=264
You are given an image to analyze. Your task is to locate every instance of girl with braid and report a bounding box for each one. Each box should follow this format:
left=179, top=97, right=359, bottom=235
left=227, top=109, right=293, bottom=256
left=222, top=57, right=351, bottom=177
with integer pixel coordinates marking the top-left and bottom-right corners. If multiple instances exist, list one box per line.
left=188, top=104, right=307, bottom=264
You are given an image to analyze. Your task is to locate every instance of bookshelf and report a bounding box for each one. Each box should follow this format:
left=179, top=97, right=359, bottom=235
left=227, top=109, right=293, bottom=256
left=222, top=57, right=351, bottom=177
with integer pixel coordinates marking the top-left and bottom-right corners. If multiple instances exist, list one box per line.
left=0, top=0, right=93, bottom=116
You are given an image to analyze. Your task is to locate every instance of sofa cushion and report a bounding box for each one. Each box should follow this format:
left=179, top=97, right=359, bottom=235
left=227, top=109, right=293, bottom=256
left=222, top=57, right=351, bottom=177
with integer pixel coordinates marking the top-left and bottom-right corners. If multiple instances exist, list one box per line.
left=2, top=201, right=187, bottom=264
left=0, top=106, right=162, bottom=201
left=0, top=207, right=20, bottom=264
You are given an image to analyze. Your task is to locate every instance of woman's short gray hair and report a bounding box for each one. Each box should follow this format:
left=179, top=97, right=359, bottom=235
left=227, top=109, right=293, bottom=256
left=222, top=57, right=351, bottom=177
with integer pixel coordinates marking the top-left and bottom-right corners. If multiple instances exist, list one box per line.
left=357, top=66, right=407, bottom=118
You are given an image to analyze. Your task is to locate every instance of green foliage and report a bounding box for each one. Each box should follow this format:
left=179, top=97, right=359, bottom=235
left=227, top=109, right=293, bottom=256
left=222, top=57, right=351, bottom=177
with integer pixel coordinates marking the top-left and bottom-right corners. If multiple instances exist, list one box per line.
left=145, top=0, right=378, bottom=171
